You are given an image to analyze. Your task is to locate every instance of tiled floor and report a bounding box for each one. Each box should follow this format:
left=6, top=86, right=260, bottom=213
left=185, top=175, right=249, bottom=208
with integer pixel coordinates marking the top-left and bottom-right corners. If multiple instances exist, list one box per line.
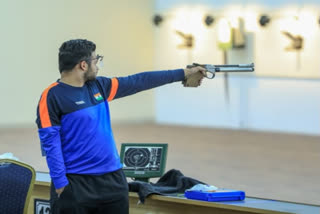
left=1, top=123, right=319, bottom=205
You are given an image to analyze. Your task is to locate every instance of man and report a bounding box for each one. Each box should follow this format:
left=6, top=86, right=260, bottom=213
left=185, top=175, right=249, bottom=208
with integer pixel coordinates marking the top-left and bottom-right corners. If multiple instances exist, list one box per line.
left=35, top=39, right=205, bottom=214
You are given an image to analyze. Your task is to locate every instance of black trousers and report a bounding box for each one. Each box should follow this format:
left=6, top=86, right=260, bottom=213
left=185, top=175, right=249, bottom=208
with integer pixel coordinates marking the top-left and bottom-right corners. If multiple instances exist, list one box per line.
left=50, top=169, right=129, bottom=214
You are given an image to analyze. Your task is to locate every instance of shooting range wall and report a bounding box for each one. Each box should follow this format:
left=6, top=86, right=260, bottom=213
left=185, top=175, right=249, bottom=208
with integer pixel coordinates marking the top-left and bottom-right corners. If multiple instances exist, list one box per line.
left=154, top=0, right=320, bottom=135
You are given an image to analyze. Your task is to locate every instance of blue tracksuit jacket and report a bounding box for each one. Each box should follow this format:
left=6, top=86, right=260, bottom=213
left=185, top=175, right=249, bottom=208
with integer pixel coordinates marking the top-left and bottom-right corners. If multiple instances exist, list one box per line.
left=36, top=69, right=184, bottom=188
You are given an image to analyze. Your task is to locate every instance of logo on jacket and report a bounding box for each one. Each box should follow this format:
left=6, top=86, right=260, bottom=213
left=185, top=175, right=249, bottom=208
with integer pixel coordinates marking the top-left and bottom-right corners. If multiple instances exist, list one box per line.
left=75, top=100, right=85, bottom=105
left=94, top=93, right=103, bottom=101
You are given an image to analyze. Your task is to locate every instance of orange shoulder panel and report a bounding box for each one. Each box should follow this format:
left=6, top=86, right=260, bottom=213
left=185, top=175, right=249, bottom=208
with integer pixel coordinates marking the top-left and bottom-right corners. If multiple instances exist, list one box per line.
left=39, top=82, right=59, bottom=128
left=107, top=78, right=119, bottom=102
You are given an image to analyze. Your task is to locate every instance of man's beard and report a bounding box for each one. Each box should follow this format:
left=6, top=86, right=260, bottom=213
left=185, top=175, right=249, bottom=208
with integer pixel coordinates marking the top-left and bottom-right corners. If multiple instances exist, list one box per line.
left=84, top=65, right=96, bottom=81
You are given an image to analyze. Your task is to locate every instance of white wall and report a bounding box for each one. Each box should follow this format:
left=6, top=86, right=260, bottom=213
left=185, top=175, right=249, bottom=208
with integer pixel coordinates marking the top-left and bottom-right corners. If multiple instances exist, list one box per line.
left=156, top=76, right=320, bottom=135
left=154, top=0, right=320, bottom=135
left=155, top=0, right=320, bottom=12
left=0, top=0, right=155, bottom=126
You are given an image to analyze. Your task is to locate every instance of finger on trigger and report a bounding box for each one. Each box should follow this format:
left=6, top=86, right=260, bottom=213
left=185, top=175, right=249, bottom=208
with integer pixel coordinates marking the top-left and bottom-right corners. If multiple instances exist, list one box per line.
left=200, top=70, right=207, bottom=77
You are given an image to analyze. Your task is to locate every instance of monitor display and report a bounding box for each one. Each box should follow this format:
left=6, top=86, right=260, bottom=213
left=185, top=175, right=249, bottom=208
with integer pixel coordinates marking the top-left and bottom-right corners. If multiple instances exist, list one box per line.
left=120, top=143, right=168, bottom=180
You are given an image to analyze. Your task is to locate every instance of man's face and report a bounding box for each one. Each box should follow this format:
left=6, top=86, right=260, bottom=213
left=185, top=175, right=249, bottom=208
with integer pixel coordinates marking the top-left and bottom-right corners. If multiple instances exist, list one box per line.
left=84, top=52, right=99, bottom=81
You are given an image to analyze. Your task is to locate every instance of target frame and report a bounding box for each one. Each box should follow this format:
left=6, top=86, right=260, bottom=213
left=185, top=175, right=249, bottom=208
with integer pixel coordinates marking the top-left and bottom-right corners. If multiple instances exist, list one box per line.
left=120, top=143, right=168, bottom=179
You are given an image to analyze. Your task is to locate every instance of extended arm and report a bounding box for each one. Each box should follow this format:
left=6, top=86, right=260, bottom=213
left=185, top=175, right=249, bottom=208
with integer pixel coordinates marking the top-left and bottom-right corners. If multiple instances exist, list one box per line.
left=98, top=67, right=206, bottom=101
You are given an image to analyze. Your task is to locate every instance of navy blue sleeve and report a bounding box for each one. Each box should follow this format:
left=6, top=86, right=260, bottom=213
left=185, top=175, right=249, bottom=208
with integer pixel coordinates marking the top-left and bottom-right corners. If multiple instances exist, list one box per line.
left=38, top=126, right=68, bottom=189
left=114, top=69, right=185, bottom=99
left=35, top=83, right=68, bottom=189
left=36, top=90, right=61, bottom=129
left=96, top=69, right=185, bottom=101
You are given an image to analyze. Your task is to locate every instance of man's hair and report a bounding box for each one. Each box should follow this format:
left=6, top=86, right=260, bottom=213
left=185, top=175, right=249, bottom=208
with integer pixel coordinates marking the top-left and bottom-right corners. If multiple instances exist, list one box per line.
left=58, top=39, right=96, bottom=73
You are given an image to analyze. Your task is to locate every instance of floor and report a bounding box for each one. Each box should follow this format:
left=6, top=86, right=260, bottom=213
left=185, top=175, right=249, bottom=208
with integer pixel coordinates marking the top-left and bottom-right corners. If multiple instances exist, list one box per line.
left=0, top=123, right=319, bottom=205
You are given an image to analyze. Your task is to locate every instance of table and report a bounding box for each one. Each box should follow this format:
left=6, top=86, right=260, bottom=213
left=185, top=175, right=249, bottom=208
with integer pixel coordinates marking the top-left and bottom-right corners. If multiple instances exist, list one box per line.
left=28, top=172, right=320, bottom=214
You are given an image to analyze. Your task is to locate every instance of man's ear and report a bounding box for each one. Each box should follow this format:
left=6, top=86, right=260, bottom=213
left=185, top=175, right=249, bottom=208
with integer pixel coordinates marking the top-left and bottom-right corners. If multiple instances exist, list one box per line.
left=79, top=61, right=88, bottom=71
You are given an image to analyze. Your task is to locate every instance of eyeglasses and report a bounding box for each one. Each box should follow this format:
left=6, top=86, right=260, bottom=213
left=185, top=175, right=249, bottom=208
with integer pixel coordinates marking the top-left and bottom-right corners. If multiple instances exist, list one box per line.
left=92, top=54, right=103, bottom=63
left=79, top=54, right=104, bottom=70
left=93, top=54, right=104, bottom=70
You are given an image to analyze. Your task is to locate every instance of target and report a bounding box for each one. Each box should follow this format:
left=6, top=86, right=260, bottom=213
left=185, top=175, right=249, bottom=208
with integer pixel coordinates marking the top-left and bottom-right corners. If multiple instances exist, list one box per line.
left=123, top=147, right=162, bottom=171
left=124, top=148, right=150, bottom=168
left=120, top=143, right=168, bottom=179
